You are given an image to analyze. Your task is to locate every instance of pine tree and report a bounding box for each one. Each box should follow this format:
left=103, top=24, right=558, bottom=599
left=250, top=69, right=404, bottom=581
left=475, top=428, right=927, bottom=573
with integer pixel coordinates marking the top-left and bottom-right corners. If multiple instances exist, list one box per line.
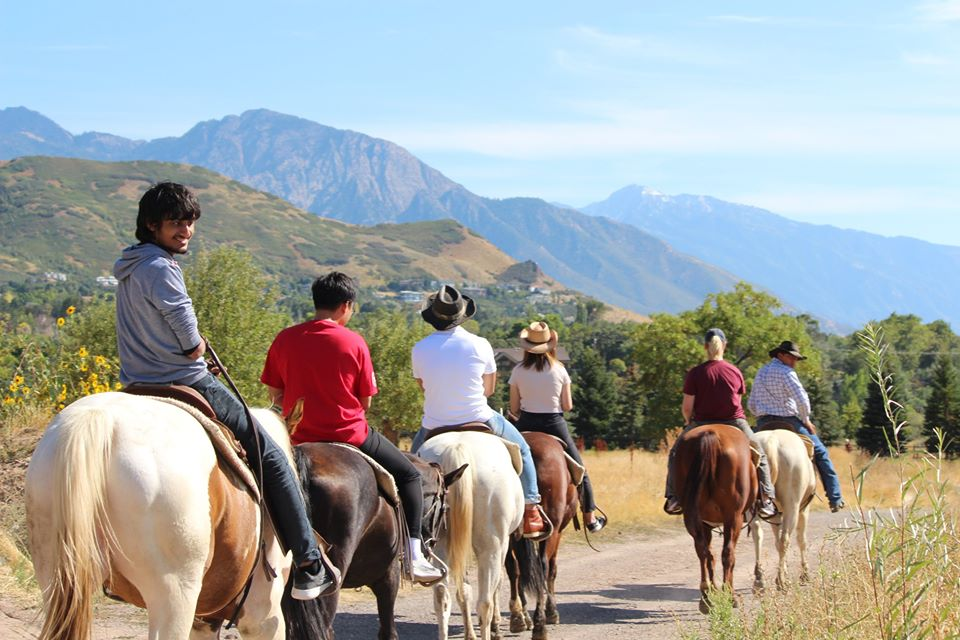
left=923, top=355, right=960, bottom=456
left=857, top=379, right=903, bottom=456
left=569, top=347, right=617, bottom=448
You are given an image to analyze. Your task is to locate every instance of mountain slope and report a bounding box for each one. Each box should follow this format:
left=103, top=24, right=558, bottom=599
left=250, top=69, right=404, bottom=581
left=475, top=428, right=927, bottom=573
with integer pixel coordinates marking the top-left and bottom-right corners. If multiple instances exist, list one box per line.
left=0, top=156, right=527, bottom=288
left=0, top=107, right=741, bottom=315
left=583, top=185, right=960, bottom=328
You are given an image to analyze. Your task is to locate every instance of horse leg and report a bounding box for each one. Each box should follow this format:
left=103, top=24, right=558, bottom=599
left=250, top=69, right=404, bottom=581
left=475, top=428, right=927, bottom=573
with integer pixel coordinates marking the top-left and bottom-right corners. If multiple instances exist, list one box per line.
left=231, top=527, right=290, bottom=640
left=722, top=519, right=742, bottom=608
left=776, top=508, right=796, bottom=591
left=506, top=546, right=528, bottom=633
left=545, top=539, right=560, bottom=625
left=749, top=518, right=765, bottom=595
left=695, top=525, right=714, bottom=614
left=370, top=561, right=401, bottom=640
left=797, top=506, right=811, bottom=584
left=475, top=546, right=502, bottom=640
left=456, top=579, right=476, bottom=640
left=432, top=578, right=453, bottom=640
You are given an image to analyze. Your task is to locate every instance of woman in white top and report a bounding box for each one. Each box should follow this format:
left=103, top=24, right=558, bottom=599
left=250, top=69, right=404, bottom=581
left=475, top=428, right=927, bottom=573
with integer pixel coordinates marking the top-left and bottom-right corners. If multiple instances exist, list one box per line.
left=508, top=322, right=605, bottom=532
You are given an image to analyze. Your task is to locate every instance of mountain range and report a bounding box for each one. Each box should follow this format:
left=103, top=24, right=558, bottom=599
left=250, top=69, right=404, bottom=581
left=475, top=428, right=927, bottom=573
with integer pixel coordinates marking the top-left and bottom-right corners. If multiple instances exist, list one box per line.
left=2, top=105, right=958, bottom=329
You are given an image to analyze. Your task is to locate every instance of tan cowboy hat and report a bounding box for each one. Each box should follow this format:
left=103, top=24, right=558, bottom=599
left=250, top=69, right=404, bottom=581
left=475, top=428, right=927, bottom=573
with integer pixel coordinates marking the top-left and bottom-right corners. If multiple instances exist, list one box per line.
left=519, top=321, right=558, bottom=354
left=421, top=285, right=476, bottom=330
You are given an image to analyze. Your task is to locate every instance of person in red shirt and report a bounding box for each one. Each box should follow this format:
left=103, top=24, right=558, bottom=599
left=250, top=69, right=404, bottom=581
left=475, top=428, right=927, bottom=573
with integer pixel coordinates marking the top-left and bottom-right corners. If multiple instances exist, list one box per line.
left=261, top=272, right=442, bottom=583
left=663, top=328, right=778, bottom=518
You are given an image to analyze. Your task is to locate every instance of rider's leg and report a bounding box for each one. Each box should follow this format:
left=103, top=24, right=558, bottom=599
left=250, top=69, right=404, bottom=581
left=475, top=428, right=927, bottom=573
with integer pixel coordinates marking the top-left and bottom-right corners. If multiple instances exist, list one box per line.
left=485, top=413, right=540, bottom=504
left=732, top=418, right=777, bottom=502
left=410, top=427, right=427, bottom=454
left=796, top=425, right=843, bottom=507
left=518, top=412, right=597, bottom=514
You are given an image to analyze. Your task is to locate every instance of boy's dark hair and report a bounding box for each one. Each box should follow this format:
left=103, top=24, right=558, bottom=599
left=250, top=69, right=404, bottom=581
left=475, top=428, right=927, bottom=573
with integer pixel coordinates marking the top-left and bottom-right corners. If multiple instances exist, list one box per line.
left=136, top=182, right=202, bottom=243
left=312, top=272, right=357, bottom=310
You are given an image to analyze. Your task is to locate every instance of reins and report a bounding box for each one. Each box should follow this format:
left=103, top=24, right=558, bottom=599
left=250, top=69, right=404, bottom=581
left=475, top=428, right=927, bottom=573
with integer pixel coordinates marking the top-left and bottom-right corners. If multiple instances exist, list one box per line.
left=204, top=342, right=275, bottom=631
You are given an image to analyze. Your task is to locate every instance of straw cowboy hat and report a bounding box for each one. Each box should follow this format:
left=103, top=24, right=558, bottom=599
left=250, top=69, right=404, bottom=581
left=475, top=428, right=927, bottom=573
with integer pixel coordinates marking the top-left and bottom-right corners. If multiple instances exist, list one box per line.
left=768, top=340, right=807, bottom=360
left=519, top=321, right=558, bottom=354
left=421, top=285, right=476, bottom=330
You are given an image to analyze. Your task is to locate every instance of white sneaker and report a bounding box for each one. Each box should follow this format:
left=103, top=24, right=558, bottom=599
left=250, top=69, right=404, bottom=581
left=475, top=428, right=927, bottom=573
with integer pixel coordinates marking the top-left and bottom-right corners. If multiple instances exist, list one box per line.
left=411, top=556, right=443, bottom=584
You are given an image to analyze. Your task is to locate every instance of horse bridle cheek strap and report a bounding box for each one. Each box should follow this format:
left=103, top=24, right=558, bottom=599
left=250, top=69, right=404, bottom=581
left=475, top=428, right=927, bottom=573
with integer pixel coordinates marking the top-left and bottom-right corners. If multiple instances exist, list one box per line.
left=205, top=343, right=273, bottom=631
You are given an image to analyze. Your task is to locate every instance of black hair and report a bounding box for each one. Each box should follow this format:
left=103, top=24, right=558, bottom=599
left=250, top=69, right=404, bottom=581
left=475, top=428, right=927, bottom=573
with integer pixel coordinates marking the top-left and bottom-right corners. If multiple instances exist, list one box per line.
left=312, top=272, right=357, bottom=310
left=136, top=182, right=202, bottom=243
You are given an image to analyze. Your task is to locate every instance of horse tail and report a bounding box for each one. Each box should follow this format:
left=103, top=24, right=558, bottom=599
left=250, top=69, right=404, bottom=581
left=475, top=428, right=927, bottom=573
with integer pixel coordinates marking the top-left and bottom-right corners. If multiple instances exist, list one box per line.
left=682, top=430, right=720, bottom=530
left=512, top=537, right=546, bottom=599
left=445, top=442, right=474, bottom=591
left=281, top=446, right=329, bottom=640
left=40, top=407, right=117, bottom=640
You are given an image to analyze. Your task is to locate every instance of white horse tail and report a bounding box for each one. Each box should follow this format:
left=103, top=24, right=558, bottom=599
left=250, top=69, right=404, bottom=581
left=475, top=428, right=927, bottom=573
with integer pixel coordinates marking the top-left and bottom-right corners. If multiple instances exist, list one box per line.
left=40, top=407, right=118, bottom=640
left=445, top=442, right=474, bottom=591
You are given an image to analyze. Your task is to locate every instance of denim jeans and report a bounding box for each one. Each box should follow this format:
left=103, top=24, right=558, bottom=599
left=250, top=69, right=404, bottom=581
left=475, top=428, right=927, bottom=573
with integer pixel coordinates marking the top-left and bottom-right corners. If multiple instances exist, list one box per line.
left=756, top=415, right=843, bottom=505
left=516, top=411, right=596, bottom=512
left=191, top=373, right=320, bottom=566
left=411, top=414, right=541, bottom=504
left=665, top=418, right=777, bottom=501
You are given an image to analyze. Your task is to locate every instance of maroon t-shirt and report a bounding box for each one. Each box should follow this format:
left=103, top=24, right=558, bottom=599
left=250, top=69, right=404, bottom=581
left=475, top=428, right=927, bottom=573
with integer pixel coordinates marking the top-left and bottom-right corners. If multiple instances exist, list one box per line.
left=682, top=360, right=746, bottom=421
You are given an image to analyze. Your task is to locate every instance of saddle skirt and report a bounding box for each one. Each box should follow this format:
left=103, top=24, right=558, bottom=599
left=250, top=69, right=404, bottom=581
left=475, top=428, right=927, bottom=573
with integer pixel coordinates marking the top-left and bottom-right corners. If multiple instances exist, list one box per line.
left=325, top=442, right=401, bottom=506
left=521, top=432, right=585, bottom=486
left=424, top=424, right=522, bottom=475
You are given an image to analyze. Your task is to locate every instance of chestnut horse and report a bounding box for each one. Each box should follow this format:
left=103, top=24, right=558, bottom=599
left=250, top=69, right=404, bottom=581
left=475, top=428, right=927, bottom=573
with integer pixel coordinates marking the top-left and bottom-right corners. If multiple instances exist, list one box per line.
left=507, top=432, right=577, bottom=640
left=673, top=423, right=757, bottom=613
left=281, top=441, right=462, bottom=640
left=26, top=392, right=291, bottom=640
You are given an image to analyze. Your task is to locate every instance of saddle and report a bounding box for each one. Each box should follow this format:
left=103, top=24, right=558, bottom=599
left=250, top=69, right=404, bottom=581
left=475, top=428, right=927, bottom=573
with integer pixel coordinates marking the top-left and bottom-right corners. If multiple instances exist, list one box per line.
left=520, top=432, right=585, bottom=487
left=424, top=423, right=523, bottom=474
left=121, top=384, right=260, bottom=500
left=324, top=442, right=401, bottom=506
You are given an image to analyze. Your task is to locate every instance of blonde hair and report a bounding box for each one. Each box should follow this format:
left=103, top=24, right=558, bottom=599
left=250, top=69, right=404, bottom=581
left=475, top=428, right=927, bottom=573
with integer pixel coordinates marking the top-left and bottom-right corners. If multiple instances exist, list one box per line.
left=705, top=335, right=725, bottom=360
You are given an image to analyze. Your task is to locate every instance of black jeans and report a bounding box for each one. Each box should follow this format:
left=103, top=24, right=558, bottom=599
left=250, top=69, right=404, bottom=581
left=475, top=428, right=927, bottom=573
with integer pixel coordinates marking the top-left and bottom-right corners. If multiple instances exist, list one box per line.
left=516, top=411, right=597, bottom=512
left=191, top=373, right=319, bottom=566
left=357, top=428, right=424, bottom=537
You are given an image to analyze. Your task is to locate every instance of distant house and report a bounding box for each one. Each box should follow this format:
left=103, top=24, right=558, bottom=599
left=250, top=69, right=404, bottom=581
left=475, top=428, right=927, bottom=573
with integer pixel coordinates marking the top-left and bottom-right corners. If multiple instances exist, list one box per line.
left=96, top=275, right=118, bottom=288
left=43, top=271, right=67, bottom=282
left=399, top=290, right=425, bottom=304
left=461, top=286, right=488, bottom=298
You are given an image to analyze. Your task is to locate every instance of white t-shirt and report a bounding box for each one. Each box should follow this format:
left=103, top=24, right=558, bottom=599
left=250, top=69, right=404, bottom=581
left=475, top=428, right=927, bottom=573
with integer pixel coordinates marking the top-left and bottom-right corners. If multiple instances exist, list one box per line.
left=412, top=326, right=496, bottom=429
left=508, top=362, right=571, bottom=414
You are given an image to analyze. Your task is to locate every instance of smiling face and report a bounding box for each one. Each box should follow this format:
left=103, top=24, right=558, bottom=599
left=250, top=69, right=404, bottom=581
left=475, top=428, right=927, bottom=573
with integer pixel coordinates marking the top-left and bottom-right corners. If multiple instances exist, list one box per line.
left=149, top=218, right=195, bottom=254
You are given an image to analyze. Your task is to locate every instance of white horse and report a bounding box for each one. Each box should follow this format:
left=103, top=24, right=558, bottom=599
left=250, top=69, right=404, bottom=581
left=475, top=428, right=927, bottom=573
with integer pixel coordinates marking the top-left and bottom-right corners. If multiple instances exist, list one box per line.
left=749, top=428, right=817, bottom=592
left=417, top=431, right=525, bottom=640
left=25, top=391, right=292, bottom=640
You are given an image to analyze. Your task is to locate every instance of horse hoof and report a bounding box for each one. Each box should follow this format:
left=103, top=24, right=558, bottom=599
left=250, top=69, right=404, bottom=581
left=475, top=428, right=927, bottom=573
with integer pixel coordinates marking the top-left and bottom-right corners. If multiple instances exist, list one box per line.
left=546, top=611, right=559, bottom=625
left=799, top=572, right=810, bottom=585
left=752, top=580, right=765, bottom=596
left=532, top=626, right=548, bottom=640
left=524, top=612, right=533, bottom=629
left=732, top=593, right=743, bottom=609
left=509, top=614, right=526, bottom=633
left=699, top=598, right=711, bottom=614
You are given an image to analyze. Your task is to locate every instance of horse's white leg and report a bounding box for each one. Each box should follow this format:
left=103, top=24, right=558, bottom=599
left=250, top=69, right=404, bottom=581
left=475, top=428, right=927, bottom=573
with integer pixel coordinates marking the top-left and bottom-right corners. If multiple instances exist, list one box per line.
left=231, top=535, right=290, bottom=640
left=749, top=518, right=765, bottom=594
left=474, top=539, right=504, bottom=640
left=457, top=578, right=476, bottom=640
left=432, top=577, right=453, bottom=640
left=797, top=505, right=811, bottom=584
left=776, top=507, right=796, bottom=591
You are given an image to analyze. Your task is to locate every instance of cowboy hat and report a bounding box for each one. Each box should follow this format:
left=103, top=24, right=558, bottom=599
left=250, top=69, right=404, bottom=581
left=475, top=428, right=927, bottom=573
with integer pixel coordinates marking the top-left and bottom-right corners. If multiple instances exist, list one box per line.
left=421, top=285, right=476, bottom=330
left=519, top=321, right=558, bottom=354
left=769, top=340, right=806, bottom=360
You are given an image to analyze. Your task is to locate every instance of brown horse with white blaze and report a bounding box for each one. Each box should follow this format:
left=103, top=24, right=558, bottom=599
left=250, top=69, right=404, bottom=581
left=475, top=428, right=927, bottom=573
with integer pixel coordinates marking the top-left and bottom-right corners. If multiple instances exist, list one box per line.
left=673, top=423, right=757, bottom=613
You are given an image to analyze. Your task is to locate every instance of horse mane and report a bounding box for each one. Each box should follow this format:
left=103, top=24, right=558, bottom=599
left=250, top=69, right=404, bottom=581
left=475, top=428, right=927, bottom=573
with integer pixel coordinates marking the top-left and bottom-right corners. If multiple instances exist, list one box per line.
left=682, top=429, right=720, bottom=532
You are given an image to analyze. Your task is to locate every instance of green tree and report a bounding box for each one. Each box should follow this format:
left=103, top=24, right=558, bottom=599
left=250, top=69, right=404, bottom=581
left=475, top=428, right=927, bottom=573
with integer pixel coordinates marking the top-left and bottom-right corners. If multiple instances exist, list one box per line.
left=185, top=247, right=290, bottom=401
left=857, top=379, right=904, bottom=455
left=923, top=354, right=960, bottom=456
left=607, top=364, right=647, bottom=448
left=569, top=346, right=618, bottom=447
left=357, top=309, right=431, bottom=439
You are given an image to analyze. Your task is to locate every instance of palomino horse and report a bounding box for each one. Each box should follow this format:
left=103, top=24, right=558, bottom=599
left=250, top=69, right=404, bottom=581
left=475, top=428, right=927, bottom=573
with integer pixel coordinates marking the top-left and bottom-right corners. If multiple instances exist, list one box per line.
left=25, top=391, right=291, bottom=640
left=507, top=431, right=577, bottom=640
left=673, top=423, right=757, bottom=613
left=749, top=428, right=817, bottom=592
left=418, top=431, right=525, bottom=640
left=282, top=442, right=462, bottom=640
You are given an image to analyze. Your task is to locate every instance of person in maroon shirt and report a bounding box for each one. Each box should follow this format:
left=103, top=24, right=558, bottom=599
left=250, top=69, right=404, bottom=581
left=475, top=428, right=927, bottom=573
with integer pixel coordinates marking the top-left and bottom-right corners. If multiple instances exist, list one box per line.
left=663, top=328, right=777, bottom=518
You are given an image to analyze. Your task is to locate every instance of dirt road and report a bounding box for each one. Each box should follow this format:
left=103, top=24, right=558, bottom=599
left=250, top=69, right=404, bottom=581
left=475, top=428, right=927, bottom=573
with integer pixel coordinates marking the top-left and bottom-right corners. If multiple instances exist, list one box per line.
left=0, top=511, right=843, bottom=639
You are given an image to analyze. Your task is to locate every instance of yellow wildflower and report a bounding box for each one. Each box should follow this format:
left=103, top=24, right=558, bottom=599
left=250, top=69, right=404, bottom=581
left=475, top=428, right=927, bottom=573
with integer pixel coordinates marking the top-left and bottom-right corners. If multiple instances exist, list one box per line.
left=114, top=383, right=123, bottom=390
left=56, top=317, right=65, bottom=327
left=3, top=397, right=13, bottom=405
left=94, top=355, right=106, bottom=367
left=78, top=347, right=88, bottom=358
left=57, top=403, right=65, bottom=410
left=22, top=386, right=31, bottom=394
left=13, top=375, right=23, bottom=385
left=66, top=306, right=76, bottom=315
left=8, top=383, right=17, bottom=393
left=79, top=363, right=88, bottom=372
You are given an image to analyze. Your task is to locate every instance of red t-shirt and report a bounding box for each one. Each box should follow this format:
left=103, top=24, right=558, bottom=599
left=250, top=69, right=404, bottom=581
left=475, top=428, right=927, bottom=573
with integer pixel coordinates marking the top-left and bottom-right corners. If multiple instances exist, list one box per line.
left=260, top=319, right=378, bottom=446
left=682, top=359, right=746, bottom=421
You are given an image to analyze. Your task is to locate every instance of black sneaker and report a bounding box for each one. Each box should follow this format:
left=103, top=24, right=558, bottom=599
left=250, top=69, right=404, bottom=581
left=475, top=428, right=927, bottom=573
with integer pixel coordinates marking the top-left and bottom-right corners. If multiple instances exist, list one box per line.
left=586, top=514, right=607, bottom=533
left=291, top=560, right=336, bottom=600
left=830, top=499, right=846, bottom=513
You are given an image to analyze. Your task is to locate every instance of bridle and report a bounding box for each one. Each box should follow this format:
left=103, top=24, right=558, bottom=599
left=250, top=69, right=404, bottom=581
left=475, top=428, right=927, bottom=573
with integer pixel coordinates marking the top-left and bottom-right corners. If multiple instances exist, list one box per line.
left=420, top=462, right=450, bottom=578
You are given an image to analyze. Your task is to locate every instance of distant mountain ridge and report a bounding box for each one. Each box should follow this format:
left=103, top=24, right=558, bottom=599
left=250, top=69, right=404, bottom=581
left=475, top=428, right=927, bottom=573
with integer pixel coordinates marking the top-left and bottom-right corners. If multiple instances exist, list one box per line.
left=0, top=106, right=740, bottom=315
left=583, top=185, right=960, bottom=329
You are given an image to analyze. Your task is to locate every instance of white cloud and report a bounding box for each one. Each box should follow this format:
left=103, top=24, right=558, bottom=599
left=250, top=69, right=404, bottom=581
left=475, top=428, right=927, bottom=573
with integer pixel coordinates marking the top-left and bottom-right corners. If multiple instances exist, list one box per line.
left=916, top=0, right=960, bottom=22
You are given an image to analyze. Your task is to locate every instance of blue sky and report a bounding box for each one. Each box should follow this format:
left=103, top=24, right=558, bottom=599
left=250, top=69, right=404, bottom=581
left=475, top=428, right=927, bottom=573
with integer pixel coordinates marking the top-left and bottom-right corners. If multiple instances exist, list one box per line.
left=3, top=1, right=959, bottom=245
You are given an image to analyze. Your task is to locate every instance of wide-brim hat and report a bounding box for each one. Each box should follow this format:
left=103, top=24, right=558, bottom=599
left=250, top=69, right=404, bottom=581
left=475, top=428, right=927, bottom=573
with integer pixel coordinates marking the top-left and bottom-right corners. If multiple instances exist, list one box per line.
left=519, top=321, right=558, bottom=354
left=769, top=340, right=806, bottom=360
left=421, top=284, right=476, bottom=330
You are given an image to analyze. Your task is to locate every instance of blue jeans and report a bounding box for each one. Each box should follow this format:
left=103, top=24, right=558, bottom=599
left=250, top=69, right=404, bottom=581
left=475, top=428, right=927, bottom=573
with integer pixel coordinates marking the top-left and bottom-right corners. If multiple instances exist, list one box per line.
left=191, top=374, right=320, bottom=566
left=411, top=413, right=541, bottom=504
left=756, top=415, right=843, bottom=506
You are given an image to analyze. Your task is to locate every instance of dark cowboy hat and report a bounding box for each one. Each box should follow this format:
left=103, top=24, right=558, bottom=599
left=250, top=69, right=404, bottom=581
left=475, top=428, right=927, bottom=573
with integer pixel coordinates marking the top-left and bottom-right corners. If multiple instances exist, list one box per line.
left=769, top=340, right=807, bottom=360
left=421, top=285, right=476, bottom=330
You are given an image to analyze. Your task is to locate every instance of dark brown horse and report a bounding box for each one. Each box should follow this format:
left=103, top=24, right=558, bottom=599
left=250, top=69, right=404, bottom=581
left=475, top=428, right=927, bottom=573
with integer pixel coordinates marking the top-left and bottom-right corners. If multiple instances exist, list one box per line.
left=282, top=442, right=462, bottom=640
left=507, top=431, right=578, bottom=640
left=673, top=423, right=757, bottom=613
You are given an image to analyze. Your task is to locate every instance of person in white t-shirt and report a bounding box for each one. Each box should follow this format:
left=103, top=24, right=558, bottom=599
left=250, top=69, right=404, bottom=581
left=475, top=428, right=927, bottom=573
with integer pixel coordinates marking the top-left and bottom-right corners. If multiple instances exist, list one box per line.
left=410, top=285, right=547, bottom=539
left=508, top=321, right=606, bottom=533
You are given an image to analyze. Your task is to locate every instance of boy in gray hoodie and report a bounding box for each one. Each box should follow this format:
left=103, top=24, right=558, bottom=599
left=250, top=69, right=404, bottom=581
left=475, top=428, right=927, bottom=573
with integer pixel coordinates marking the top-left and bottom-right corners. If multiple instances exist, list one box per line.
left=114, top=181, right=335, bottom=600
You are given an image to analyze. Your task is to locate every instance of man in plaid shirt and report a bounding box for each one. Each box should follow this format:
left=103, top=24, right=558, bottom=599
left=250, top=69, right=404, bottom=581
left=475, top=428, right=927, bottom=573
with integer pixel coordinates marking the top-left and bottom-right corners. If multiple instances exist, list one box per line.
left=749, top=341, right=845, bottom=512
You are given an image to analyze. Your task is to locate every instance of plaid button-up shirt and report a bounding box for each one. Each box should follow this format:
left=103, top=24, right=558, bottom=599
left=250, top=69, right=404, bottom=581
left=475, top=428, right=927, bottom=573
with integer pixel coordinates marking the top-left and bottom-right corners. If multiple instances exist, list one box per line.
left=748, top=358, right=811, bottom=422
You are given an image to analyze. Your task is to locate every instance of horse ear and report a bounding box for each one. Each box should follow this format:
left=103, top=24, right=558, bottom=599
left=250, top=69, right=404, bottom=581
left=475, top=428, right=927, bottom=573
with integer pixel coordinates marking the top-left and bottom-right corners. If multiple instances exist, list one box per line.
left=443, top=463, right=469, bottom=487
left=285, top=398, right=305, bottom=434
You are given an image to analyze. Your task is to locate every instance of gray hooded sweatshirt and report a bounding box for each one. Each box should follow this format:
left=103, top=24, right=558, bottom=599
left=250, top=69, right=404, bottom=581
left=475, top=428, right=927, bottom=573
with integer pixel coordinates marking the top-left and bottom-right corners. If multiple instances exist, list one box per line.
left=113, top=243, right=207, bottom=386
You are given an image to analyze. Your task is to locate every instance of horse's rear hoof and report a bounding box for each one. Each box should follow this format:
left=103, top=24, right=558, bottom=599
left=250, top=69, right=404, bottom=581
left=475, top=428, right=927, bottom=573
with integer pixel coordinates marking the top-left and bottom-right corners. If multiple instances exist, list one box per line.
left=752, top=579, right=765, bottom=596
left=546, top=610, right=559, bottom=625
left=699, top=597, right=711, bottom=614
left=510, top=613, right=527, bottom=633
left=532, top=626, right=548, bottom=640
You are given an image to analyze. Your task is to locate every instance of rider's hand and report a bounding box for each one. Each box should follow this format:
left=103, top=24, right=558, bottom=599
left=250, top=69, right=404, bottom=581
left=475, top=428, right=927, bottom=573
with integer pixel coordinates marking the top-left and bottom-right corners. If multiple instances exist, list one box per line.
left=206, top=359, right=221, bottom=376
left=805, top=420, right=818, bottom=435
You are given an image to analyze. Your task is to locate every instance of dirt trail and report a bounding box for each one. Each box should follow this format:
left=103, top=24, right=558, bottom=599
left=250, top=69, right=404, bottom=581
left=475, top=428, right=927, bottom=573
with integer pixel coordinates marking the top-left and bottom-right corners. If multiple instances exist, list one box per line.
left=0, top=511, right=843, bottom=639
